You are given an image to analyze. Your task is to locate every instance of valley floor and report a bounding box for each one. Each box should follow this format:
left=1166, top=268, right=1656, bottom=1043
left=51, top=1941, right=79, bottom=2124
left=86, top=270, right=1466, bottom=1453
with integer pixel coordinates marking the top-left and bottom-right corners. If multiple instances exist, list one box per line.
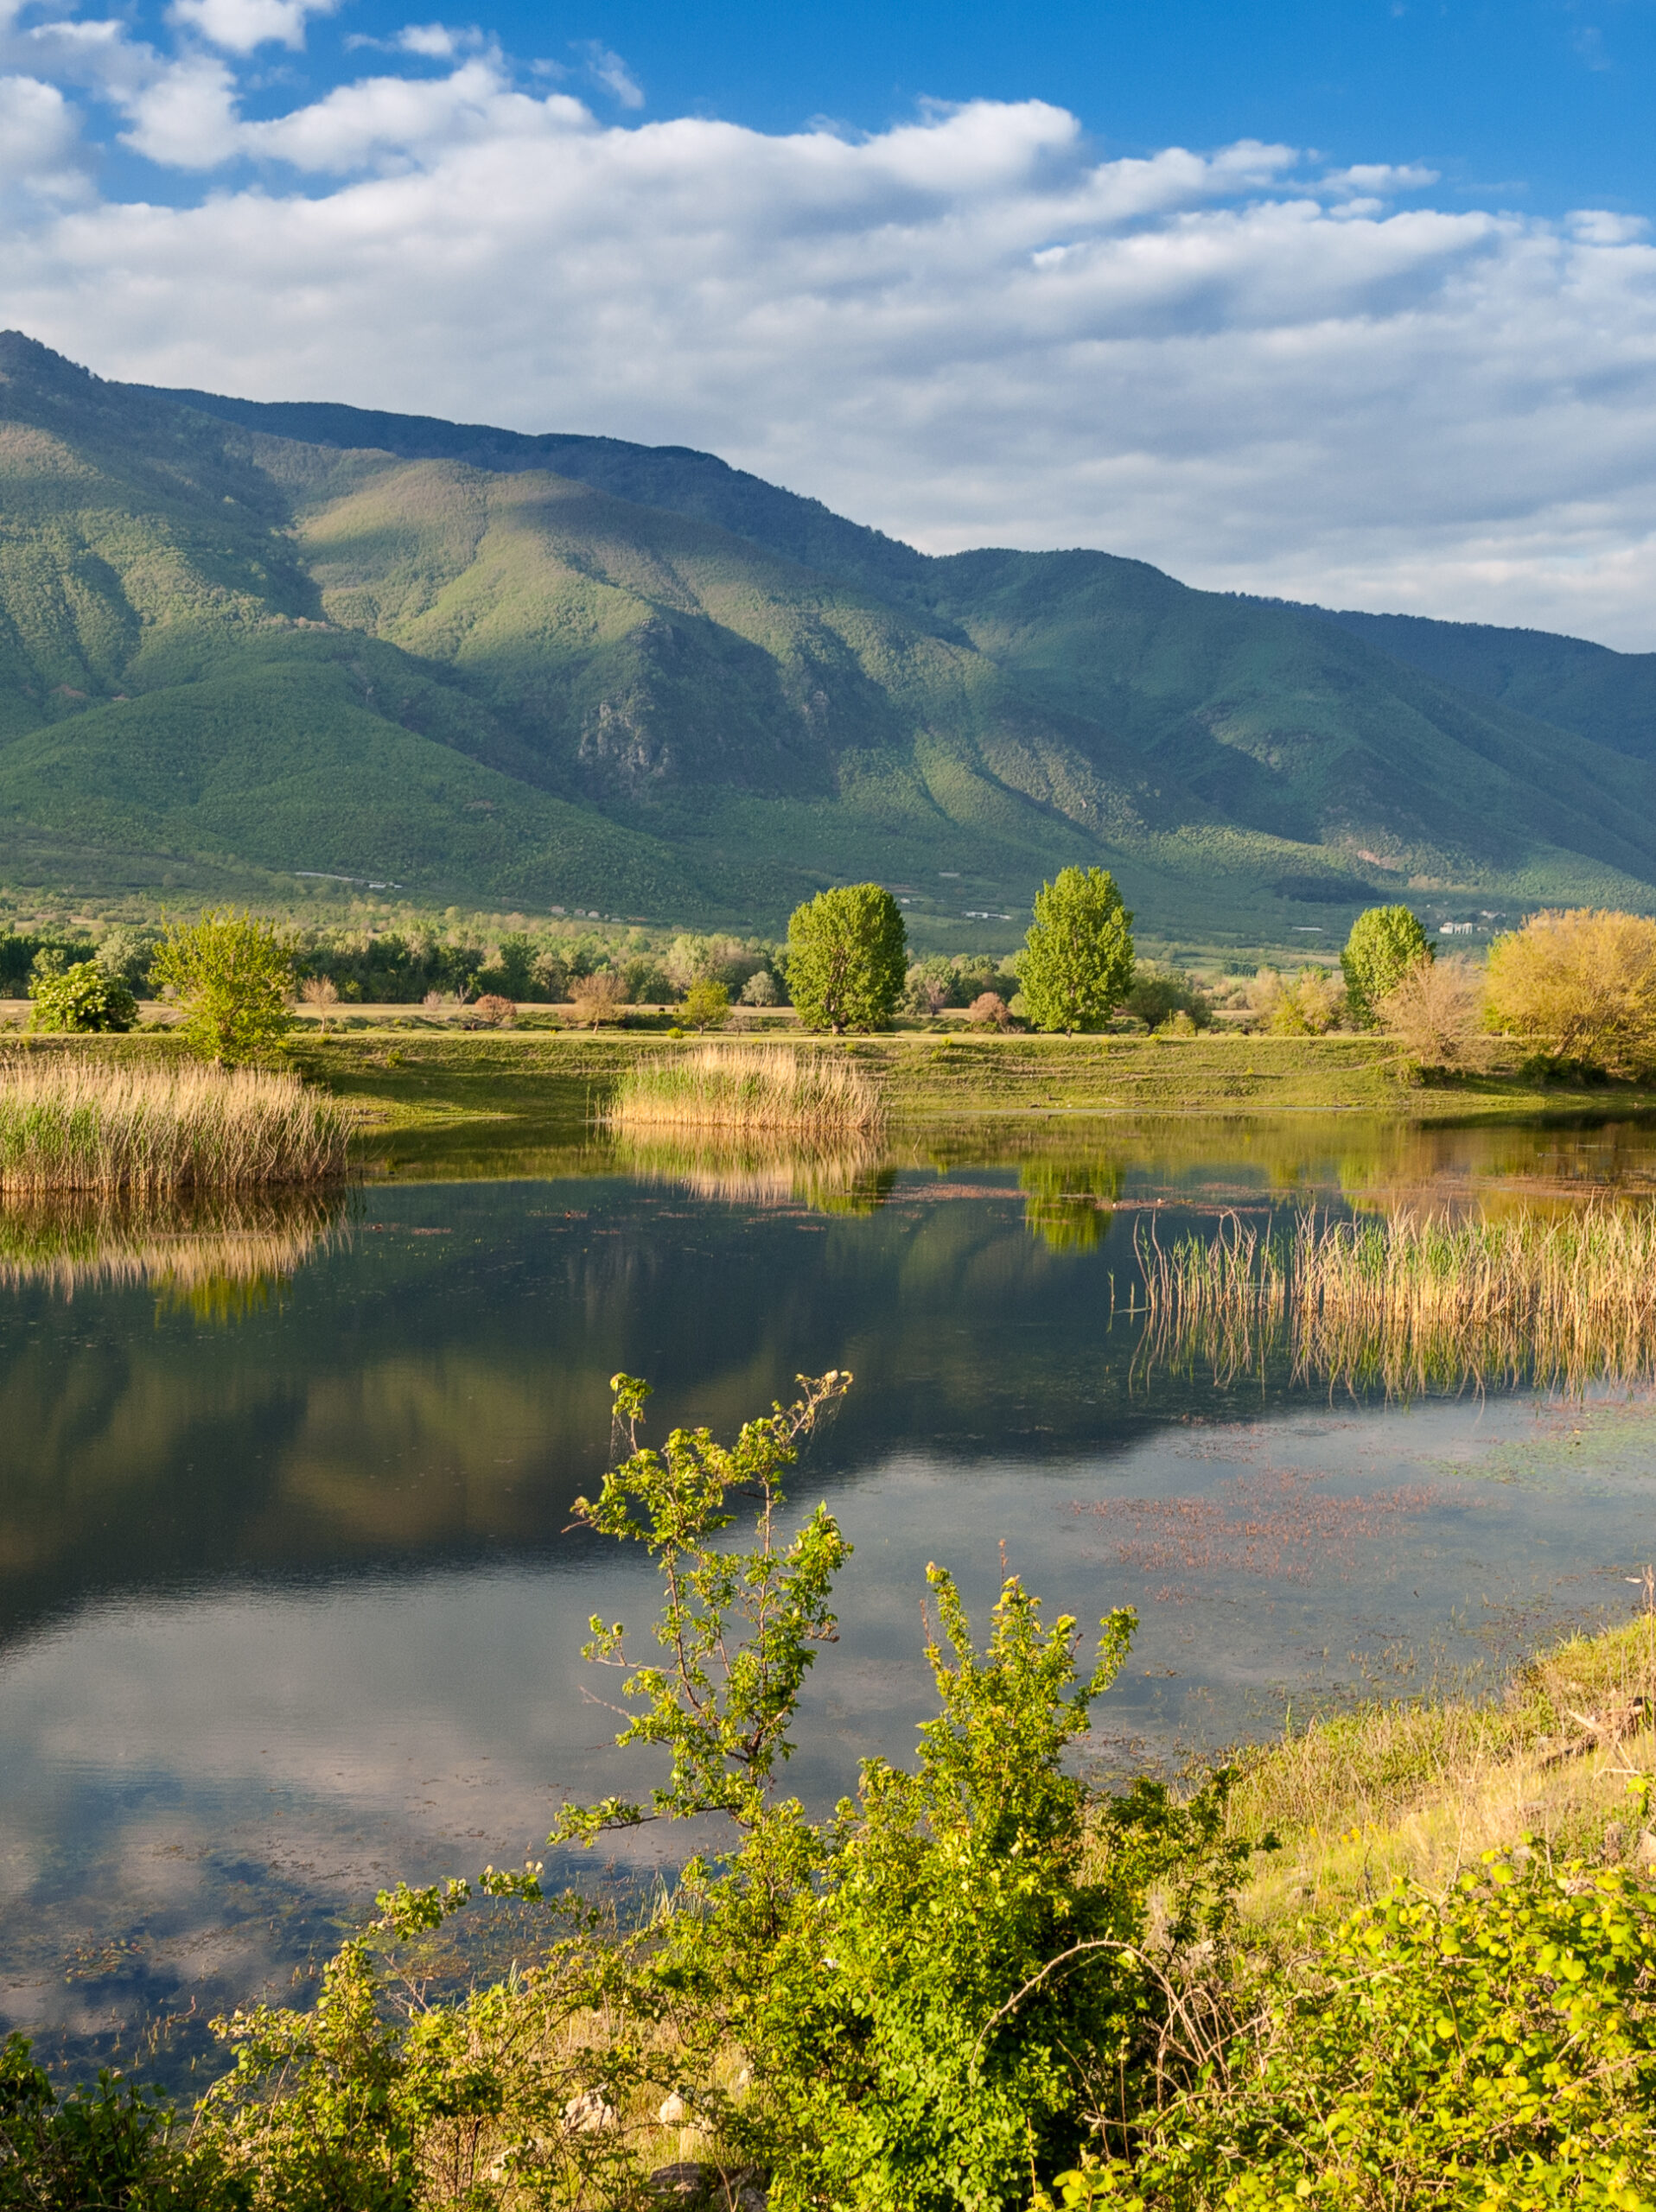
left=264, top=1027, right=1656, bottom=1136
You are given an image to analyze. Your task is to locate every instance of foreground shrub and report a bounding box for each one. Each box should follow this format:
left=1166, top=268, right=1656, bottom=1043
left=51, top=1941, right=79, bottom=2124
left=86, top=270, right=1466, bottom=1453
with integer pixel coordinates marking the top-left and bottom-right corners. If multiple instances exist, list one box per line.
left=470, top=993, right=516, bottom=1027
left=151, top=909, right=293, bottom=1066
left=27, top=959, right=137, bottom=1034
left=1341, top=905, right=1432, bottom=1027
left=547, top=1372, right=1240, bottom=2212
left=1129, top=1845, right=1656, bottom=2211
left=1376, top=952, right=1483, bottom=1067
left=0, top=2033, right=216, bottom=2211
left=1016, top=868, right=1135, bottom=1034
left=787, top=886, right=908, bottom=1032
left=1486, top=907, right=1656, bottom=1077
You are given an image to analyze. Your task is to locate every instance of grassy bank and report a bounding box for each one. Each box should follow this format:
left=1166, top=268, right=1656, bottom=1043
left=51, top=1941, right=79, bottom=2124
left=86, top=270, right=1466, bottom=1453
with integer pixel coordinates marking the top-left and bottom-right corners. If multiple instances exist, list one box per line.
left=14, top=1029, right=1652, bottom=1138
left=262, top=1027, right=1656, bottom=1141
left=0, top=1057, right=351, bottom=1192
left=1221, top=1610, right=1656, bottom=1935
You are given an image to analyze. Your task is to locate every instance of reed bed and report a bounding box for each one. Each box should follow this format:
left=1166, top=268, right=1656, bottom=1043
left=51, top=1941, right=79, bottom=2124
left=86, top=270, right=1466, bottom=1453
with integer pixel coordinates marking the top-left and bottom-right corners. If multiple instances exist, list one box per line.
left=605, top=1045, right=882, bottom=1139
left=1136, top=1200, right=1656, bottom=1393
left=0, top=1058, right=351, bottom=1193
left=0, top=1189, right=342, bottom=1301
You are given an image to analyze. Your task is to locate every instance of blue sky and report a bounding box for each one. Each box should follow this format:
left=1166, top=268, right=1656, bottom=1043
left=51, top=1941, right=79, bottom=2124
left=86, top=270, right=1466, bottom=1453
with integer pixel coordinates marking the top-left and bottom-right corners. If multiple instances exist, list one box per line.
left=415, top=1, right=1651, bottom=206
left=181, top=0, right=1656, bottom=215
left=3, top=0, right=1656, bottom=643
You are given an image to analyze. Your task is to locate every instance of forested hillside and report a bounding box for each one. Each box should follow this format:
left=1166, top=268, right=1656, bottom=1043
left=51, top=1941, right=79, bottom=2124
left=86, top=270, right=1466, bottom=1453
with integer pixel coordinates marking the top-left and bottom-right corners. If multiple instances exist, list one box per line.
left=0, top=329, right=1650, bottom=936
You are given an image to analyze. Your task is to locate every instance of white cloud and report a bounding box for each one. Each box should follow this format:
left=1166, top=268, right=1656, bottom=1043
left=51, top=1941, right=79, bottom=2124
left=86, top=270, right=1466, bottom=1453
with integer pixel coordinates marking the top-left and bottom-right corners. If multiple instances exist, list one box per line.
left=572, top=38, right=640, bottom=111
left=241, top=55, right=574, bottom=172
left=0, top=73, right=90, bottom=201
left=3, top=66, right=1656, bottom=646
left=169, top=0, right=336, bottom=54
left=1322, top=162, right=1439, bottom=194
left=393, top=22, right=463, bottom=58
left=118, top=49, right=239, bottom=165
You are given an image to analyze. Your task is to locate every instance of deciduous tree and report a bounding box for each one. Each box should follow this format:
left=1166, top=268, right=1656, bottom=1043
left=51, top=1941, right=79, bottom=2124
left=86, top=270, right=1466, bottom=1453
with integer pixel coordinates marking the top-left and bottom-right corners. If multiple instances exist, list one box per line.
left=150, top=910, right=292, bottom=1065
left=1341, top=905, right=1433, bottom=1026
left=787, top=886, right=908, bottom=1032
left=1016, top=868, right=1134, bottom=1033
left=1486, top=907, right=1656, bottom=1076
left=1377, top=953, right=1484, bottom=1067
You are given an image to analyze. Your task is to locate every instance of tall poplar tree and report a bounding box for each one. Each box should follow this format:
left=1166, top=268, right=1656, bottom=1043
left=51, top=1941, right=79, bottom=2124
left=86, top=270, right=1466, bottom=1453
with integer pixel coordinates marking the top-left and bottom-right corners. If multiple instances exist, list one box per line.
left=1016, top=867, right=1135, bottom=1034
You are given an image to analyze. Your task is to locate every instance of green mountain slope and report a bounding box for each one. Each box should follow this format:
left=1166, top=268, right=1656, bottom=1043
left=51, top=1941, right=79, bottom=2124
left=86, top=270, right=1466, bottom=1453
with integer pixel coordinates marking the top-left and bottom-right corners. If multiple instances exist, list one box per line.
left=0, top=329, right=1651, bottom=938
left=1298, top=606, right=1656, bottom=768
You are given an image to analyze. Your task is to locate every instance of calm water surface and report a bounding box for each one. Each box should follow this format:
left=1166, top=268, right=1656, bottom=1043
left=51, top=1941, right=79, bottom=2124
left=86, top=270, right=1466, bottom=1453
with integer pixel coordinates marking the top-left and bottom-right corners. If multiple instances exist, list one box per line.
left=5, top=1113, right=1656, bottom=2081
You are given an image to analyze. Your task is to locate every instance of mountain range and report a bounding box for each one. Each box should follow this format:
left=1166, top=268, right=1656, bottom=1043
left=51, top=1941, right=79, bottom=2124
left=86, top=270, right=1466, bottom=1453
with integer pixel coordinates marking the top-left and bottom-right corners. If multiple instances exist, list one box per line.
left=1, top=327, right=1653, bottom=943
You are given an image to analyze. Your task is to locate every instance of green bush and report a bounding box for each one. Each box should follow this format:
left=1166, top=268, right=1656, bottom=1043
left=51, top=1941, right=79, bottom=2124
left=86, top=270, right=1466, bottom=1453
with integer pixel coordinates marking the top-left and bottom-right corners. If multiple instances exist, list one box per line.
left=0, top=2031, right=223, bottom=2210
left=1125, top=966, right=1210, bottom=1033
left=150, top=910, right=293, bottom=1065
left=682, top=978, right=731, bottom=1030
left=1017, top=869, right=1135, bottom=1034
left=26, top=959, right=137, bottom=1033
left=1121, top=1836, right=1656, bottom=2212
left=542, top=1371, right=1241, bottom=2212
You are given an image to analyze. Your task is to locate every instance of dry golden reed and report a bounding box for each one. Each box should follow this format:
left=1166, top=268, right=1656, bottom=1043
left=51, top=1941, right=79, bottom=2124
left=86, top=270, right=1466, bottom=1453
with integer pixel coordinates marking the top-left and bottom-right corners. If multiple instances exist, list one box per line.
left=0, top=1057, right=351, bottom=1193
left=606, top=1044, right=882, bottom=1139
left=1136, top=1201, right=1656, bottom=1392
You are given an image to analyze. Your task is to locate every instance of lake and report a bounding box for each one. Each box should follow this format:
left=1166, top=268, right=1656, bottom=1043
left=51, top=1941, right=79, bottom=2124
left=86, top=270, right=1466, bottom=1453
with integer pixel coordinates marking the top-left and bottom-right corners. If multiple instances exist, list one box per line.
left=4, top=1109, right=1656, bottom=2086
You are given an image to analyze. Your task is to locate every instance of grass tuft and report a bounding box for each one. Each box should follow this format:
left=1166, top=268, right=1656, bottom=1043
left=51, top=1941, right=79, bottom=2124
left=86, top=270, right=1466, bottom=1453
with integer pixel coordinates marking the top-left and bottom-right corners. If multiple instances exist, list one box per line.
left=606, top=1045, right=882, bottom=1139
left=0, top=1057, right=352, bottom=1193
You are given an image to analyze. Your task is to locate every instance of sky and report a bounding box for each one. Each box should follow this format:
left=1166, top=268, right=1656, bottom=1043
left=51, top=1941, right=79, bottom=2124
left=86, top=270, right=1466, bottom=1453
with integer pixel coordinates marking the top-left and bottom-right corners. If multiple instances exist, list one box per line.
left=3, top=0, right=1656, bottom=646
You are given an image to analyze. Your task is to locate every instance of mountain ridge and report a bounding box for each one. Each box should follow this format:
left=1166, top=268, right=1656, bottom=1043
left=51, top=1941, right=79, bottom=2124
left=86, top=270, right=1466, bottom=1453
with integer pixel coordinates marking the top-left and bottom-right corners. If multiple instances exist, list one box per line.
left=0, top=330, right=1646, bottom=938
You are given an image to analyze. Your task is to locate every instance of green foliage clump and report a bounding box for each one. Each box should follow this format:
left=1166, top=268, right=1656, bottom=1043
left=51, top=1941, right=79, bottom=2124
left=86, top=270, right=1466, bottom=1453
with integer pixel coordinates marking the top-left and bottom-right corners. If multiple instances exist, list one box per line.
left=1256, top=965, right=1347, bottom=1035
left=1125, top=965, right=1210, bottom=1033
left=0, top=2031, right=226, bottom=2211
left=1124, top=1838, right=1656, bottom=2212
left=681, top=978, right=731, bottom=1031
left=1017, top=868, right=1135, bottom=1034
left=1341, top=906, right=1433, bottom=1027
left=26, top=958, right=137, bottom=1033
left=787, top=885, right=908, bottom=1032
left=547, top=1371, right=1239, bottom=2212
left=151, top=909, right=293, bottom=1065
